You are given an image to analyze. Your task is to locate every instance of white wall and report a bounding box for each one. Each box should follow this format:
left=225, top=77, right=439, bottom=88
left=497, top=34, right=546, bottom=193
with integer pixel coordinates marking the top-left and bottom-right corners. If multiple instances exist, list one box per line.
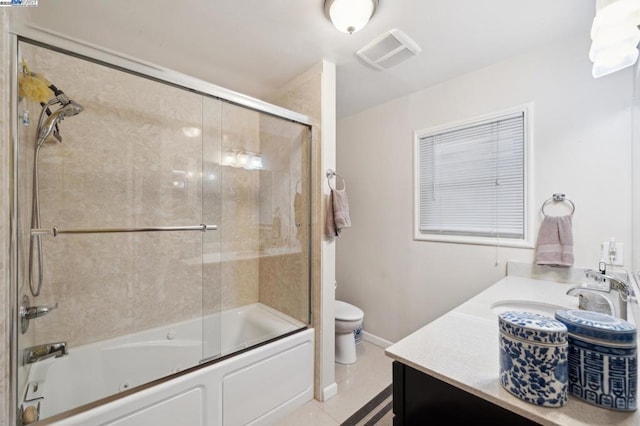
left=336, top=35, right=633, bottom=343
left=319, top=61, right=338, bottom=401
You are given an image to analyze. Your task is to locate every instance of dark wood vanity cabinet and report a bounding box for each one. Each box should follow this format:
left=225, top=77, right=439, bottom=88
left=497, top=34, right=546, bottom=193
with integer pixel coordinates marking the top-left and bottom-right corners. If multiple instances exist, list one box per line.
left=392, top=361, right=540, bottom=425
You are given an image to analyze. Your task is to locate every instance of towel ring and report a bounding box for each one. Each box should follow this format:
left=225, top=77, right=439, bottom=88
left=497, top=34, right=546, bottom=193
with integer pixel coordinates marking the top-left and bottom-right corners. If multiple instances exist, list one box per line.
left=326, top=169, right=346, bottom=191
left=541, top=193, right=575, bottom=216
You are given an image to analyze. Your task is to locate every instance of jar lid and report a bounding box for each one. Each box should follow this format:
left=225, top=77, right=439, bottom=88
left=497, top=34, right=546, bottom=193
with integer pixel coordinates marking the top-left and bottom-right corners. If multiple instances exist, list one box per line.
left=498, top=311, right=568, bottom=345
left=554, top=309, right=636, bottom=344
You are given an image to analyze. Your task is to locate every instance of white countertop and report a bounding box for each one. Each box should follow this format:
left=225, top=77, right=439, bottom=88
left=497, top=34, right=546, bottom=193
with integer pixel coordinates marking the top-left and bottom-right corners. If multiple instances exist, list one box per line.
left=385, top=274, right=640, bottom=426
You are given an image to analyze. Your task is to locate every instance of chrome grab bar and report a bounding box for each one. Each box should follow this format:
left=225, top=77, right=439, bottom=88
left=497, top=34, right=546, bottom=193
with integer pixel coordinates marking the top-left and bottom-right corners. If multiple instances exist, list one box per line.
left=31, top=224, right=218, bottom=237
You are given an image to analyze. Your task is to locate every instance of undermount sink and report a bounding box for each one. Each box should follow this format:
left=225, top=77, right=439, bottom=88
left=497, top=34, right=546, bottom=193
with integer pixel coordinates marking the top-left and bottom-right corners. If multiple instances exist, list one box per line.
left=490, top=300, right=568, bottom=317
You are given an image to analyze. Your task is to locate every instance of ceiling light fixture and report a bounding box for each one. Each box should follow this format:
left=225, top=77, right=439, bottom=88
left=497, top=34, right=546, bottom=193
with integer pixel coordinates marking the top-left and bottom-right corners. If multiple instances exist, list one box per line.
left=324, top=0, right=379, bottom=35
left=590, top=0, right=640, bottom=78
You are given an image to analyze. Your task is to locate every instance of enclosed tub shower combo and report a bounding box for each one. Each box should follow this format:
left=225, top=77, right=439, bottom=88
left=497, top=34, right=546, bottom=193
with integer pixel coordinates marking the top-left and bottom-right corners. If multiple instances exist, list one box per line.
left=8, top=29, right=314, bottom=426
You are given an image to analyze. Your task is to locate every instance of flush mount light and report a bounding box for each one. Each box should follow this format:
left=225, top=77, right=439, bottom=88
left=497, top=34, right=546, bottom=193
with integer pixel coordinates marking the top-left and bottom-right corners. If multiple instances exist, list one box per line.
left=324, top=0, right=379, bottom=35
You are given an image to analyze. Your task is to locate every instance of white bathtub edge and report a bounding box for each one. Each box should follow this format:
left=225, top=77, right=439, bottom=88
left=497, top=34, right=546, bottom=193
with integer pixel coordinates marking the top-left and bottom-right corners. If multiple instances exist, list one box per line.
left=50, top=329, right=314, bottom=426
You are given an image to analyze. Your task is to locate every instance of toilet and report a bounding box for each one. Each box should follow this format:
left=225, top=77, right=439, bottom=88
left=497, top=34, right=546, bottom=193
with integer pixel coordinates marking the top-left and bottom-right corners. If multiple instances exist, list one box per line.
left=335, top=300, right=364, bottom=364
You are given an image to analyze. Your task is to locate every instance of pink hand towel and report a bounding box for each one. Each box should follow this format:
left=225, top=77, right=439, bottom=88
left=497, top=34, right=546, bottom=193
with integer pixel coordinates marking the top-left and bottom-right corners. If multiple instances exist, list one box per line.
left=326, top=188, right=351, bottom=237
left=535, top=215, right=574, bottom=267
left=332, top=188, right=351, bottom=232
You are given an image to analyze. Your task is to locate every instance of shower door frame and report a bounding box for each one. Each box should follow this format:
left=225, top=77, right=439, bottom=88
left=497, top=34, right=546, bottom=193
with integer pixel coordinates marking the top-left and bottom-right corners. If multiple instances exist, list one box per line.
left=7, top=21, right=314, bottom=426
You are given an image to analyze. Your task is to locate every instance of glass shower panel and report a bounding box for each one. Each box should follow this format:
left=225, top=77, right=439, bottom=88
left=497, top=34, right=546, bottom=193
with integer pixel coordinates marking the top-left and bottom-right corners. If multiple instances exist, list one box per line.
left=256, top=112, right=311, bottom=326
left=202, top=97, right=223, bottom=361
left=14, top=38, right=310, bottom=423
left=204, top=102, right=310, bottom=360
left=16, top=41, right=211, bottom=421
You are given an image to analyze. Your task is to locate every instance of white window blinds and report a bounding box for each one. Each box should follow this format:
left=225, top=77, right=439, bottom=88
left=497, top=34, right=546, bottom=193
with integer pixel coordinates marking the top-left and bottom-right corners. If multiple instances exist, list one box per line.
left=418, top=111, right=525, bottom=239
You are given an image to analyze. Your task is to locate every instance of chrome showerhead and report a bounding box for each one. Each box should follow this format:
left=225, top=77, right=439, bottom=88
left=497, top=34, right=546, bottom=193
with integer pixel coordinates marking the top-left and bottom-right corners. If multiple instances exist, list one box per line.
left=38, top=99, right=84, bottom=142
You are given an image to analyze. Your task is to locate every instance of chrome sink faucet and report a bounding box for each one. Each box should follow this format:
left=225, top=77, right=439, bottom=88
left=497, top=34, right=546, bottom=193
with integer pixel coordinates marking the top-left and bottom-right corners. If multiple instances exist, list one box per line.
left=24, top=342, right=68, bottom=365
left=566, top=269, right=629, bottom=320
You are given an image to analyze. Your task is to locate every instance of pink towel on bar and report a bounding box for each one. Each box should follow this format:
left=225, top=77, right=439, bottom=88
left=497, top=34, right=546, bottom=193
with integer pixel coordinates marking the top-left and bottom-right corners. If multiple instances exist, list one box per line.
left=332, top=188, right=351, bottom=231
left=326, top=188, right=351, bottom=237
left=535, top=215, right=574, bottom=267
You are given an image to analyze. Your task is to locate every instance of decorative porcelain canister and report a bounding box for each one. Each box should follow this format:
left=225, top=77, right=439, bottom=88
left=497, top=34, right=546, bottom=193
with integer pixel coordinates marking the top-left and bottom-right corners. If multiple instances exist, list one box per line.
left=498, top=311, right=568, bottom=407
left=555, top=309, right=637, bottom=411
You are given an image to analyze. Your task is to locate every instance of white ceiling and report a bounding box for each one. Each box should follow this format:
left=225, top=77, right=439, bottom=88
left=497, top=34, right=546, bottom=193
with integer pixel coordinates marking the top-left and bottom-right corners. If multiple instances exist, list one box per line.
left=24, top=0, right=595, bottom=118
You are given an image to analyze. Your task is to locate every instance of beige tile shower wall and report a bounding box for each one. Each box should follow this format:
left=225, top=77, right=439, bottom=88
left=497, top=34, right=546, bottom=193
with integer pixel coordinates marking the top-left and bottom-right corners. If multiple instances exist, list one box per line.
left=265, top=65, right=321, bottom=325
left=202, top=97, right=222, bottom=316
left=18, top=43, right=204, bottom=347
left=257, top=114, right=310, bottom=324
left=207, top=99, right=312, bottom=318
left=219, top=103, right=261, bottom=310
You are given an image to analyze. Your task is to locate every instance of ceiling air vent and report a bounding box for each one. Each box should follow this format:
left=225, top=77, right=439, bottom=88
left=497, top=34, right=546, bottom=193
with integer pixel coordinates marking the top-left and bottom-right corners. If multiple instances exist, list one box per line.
left=357, top=29, right=421, bottom=70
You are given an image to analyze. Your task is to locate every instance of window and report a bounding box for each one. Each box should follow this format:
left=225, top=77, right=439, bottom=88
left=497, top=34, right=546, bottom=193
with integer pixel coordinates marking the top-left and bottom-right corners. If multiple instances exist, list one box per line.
left=414, top=105, right=532, bottom=247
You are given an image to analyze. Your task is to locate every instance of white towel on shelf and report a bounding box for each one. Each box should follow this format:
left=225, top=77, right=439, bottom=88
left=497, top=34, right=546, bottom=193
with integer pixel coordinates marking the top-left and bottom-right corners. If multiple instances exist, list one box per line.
left=535, top=215, right=574, bottom=267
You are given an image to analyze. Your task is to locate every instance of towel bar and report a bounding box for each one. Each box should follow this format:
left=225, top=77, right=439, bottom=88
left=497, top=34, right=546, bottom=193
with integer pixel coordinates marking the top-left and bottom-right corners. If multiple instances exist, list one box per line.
left=326, top=169, right=346, bottom=190
left=31, top=224, right=218, bottom=237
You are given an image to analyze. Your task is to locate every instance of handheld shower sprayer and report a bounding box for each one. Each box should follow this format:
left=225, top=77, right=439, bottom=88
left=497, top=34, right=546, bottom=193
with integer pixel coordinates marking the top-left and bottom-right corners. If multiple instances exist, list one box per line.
left=36, top=85, right=85, bottom=144
left=38, top=100, right=84, bottom=141
left=29, top=85, right=85, bottom=297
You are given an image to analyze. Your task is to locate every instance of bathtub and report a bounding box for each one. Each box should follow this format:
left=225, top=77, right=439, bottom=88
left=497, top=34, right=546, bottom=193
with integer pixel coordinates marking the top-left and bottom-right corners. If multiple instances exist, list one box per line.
left=23, top=303, right=313, bottom=425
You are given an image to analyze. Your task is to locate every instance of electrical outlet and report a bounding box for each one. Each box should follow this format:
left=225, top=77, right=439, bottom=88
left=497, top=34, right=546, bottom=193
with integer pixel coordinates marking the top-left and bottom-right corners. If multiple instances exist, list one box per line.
left=601, top=241, right=624, bottom=266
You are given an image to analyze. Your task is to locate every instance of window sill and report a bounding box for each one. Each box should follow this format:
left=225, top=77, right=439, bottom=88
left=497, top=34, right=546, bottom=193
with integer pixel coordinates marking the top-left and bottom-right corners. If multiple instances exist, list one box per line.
left=413, top=233, right=534, bottom=249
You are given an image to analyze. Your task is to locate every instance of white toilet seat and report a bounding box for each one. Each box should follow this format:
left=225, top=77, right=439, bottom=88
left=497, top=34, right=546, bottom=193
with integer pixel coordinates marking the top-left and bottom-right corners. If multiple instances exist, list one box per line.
left=335, top=300, right=363, bottom=321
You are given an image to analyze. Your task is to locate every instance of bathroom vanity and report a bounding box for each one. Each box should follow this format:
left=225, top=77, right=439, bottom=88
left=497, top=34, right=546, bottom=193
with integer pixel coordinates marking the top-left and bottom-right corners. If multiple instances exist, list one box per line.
left=385, top=266, right=640, bottom=425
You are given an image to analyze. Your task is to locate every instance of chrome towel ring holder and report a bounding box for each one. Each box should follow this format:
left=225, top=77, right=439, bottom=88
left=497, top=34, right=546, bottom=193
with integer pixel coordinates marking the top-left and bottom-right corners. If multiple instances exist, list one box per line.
left=326, top=169, right=346, bottom=191
left=541, top=193, right=575, bottom=216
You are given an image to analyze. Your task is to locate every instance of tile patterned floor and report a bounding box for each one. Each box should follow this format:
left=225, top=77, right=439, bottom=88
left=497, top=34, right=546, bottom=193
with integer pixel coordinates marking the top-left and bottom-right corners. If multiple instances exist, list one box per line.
left=275, top=340, right=393, bottom=425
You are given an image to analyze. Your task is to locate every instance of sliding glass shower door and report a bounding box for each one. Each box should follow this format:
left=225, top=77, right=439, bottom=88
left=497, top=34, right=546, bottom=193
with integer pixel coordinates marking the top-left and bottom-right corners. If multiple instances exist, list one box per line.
left=201, top=99, right=311, bottom=361
left=14, top=39, right=310, bottom=423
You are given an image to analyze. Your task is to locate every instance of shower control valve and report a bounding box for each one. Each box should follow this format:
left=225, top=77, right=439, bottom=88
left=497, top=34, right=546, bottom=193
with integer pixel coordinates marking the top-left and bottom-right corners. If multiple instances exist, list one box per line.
left=19, top=295, right=59, bottom=334
left=23, top=302, right=59, bottom=320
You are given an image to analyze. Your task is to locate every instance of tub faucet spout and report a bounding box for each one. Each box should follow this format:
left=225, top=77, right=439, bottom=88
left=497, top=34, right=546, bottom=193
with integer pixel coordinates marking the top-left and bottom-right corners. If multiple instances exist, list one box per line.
left=24, top=342, right=68, bottom=365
